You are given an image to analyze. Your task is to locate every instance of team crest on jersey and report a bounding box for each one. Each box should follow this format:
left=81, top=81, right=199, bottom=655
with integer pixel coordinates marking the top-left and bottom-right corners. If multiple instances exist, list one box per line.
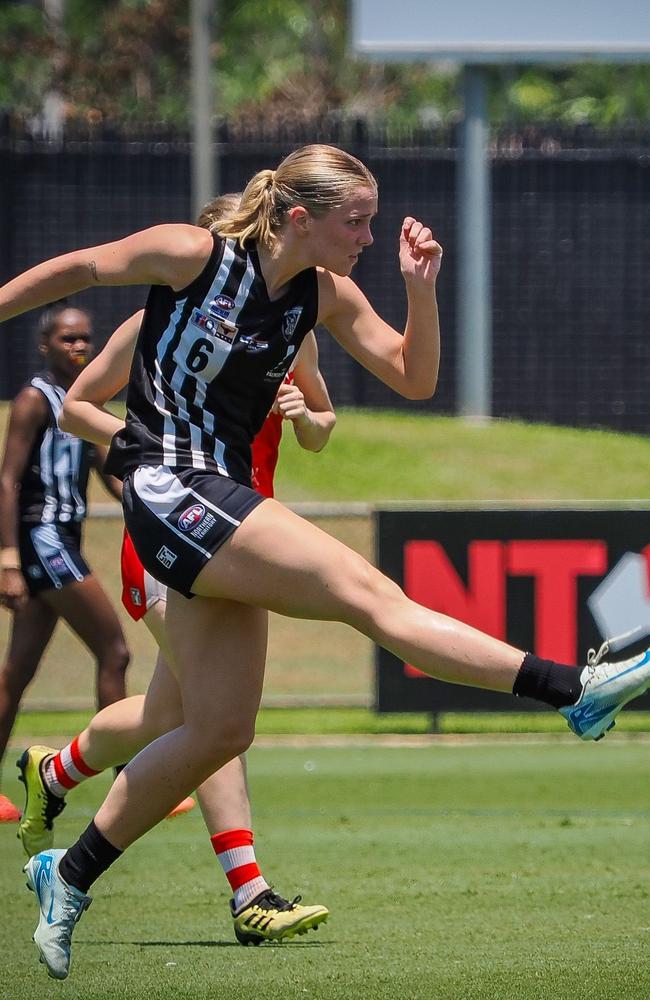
left=190, top=308, right=237, bottom=343
left=130, top=587, right=143, bottom=607
left=207, top=294, right=235, bottom=320
left=281, top=306, right=303, bottom=342
left=178, top=503, right=206, bottom=531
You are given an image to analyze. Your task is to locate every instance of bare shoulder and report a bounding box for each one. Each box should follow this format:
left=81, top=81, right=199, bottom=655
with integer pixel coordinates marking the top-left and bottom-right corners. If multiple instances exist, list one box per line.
left=316, top=269, right=363, bottom=324
left=139, top=224, right=213, bottom=260
left=120, top=224, right=214, bottom=290
left=14, top=384, right=48, bottom=412
left=9, top=385, right=48, bottom=427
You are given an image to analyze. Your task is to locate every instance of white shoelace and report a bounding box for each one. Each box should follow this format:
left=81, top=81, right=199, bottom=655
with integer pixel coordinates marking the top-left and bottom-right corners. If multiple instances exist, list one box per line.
left=586, top=625, right=647, bottom=668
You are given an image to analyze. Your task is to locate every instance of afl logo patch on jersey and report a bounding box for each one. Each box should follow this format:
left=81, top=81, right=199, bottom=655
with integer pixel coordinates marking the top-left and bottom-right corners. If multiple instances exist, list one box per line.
left=178, top=503, right=206, bottom=531
left=281, top=306, right=303, bottom=342
left=208, top=294, right=235, bottom=319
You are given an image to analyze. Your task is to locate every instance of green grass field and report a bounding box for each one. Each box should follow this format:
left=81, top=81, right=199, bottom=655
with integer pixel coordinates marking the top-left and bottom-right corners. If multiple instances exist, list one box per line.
left=2, top=403, right=650, bottom=996
left=2, top=741, right=649, bottom=1000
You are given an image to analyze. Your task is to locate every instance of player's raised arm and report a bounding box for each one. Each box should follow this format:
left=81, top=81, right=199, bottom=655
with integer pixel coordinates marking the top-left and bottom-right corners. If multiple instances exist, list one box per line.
left=59, top=310, right=143, bottom=446
left=318, top=217, right=442, bottom=400
left=0, top=225, right=213, bottom=324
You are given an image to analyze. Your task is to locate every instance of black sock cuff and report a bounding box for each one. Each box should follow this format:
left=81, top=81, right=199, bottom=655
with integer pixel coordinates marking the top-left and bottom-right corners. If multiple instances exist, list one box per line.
left=59, top=820, right=122, bottom=894
left=513, top=652, right=583, bottom=709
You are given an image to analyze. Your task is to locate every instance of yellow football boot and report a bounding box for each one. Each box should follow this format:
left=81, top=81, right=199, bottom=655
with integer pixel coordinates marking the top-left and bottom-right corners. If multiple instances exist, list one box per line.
left=232, top=889, right=329, bottom=945
left=16, top=746, right=66, bottom=858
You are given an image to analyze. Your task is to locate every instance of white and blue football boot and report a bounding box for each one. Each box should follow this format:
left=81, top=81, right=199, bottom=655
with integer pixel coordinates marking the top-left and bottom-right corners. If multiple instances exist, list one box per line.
left=24, top=848, right=91, bottom=980
left=560, top=639, right=650, bottom=741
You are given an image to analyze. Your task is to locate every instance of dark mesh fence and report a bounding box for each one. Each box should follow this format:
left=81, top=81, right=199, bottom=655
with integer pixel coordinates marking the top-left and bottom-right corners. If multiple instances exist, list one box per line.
left=1, top=122, right=649, bottom=432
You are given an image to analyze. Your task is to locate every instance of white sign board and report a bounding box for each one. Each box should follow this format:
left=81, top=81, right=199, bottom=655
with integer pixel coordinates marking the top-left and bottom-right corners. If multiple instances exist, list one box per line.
left=351, top=0, right=650, bottom=62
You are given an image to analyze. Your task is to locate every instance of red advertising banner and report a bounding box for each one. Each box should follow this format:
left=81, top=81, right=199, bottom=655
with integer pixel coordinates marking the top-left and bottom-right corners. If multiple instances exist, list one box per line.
left=375, top=508, right=650, bottom=713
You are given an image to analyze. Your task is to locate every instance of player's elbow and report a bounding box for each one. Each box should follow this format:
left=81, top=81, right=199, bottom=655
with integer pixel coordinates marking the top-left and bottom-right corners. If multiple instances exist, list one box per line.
left=58, top=400, right=78, bottom=434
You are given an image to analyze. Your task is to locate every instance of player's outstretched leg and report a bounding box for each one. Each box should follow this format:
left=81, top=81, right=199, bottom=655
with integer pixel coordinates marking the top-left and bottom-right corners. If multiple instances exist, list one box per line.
left=24, top=849, right=91, bottom=980
left=17, top=746, right=67, bottom=858
left=192, top=501, right=650, bottom=744
left=231, top=889, right=329, bottom=945
left=558, top=639, right=650, bottom=740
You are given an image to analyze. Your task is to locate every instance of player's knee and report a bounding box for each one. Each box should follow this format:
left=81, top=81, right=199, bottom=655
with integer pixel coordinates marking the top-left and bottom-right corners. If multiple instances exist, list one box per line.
left=101, top=637, right=130, bottom=676
left=339, top=560, right=405, bottom=632
left=190, top=720, right=253, bottom=764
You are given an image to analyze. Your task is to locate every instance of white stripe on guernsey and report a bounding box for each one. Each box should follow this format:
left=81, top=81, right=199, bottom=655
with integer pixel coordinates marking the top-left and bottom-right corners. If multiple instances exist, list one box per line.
left=153, top=297, right=188, bottom=466
left=32, top=377, right=63, bottom=415
left=52, top=432, right=74, bottom=520
left=168, top=242, right=241, bottom=469
left=190, top=380, right=208, bottom=471
left=213, top=438, right=228, bottom=477
left=200, top=239, right=237, bottom=316
left=39, top=427, right=57, bottom=525
left=200, top=240, right=256, bottom=327
left=216, top=845, right=256, bottom=873
left=33, top=378, right=86, bottom=522
left=198, top=243, right=257, bottom=477
left=67, top=436, right=85, bottom=519
left=208, top=254, right=255, bottom=476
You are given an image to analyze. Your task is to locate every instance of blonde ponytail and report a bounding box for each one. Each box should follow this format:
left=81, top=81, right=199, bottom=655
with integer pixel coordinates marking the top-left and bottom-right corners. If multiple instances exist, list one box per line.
left=218, top=145, right=377, bottom=249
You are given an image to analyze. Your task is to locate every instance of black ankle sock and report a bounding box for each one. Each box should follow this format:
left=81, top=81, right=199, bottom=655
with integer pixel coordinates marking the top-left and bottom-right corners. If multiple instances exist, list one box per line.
left=513, top=653, right=584, bottom=709
left=59, top=820, right=122, bottom=894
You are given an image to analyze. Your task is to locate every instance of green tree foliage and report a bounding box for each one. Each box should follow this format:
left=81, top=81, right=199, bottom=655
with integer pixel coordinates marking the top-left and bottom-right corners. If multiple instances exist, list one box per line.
left=0, top=1, right=648, bottom=131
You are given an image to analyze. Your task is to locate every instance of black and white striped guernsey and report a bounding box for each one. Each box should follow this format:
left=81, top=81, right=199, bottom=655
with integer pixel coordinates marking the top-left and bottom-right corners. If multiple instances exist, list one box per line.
left=106, top=235, right=318, bottom=486
left=19, top=374, right=94, bottom=525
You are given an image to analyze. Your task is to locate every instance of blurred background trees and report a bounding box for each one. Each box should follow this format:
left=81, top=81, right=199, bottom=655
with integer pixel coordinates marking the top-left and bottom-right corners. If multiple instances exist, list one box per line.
left=1, top=0, right=649, bottom=134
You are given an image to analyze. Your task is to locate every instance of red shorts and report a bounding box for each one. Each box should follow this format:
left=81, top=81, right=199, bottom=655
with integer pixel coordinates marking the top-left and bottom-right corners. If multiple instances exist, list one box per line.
left=120, top=527, right=167, bottom=621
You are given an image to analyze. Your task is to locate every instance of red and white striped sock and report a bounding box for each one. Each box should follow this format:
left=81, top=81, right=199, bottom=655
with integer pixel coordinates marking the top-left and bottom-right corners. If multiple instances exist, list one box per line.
left=43, top=737, right=101, bottom=798
left=210, top=828, right=270, bottom=913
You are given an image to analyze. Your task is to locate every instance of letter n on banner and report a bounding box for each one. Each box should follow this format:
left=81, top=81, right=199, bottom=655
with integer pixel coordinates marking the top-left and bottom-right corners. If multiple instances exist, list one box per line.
left=403, top=541, right=506, bottom=677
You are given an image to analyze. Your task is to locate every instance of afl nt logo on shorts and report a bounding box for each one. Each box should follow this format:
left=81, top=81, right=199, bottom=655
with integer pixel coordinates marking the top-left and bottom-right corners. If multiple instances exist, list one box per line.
left=178, top=503, right=206, bottom=531
left=156, top=545, right=177, bottom=570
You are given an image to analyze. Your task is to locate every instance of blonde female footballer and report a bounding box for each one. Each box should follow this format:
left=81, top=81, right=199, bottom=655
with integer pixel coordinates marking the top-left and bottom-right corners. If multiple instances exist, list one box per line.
left=0, top=144, right=648, bottom=979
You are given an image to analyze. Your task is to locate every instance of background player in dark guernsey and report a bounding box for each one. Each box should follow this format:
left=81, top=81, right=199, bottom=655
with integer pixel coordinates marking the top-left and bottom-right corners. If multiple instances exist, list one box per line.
left=0, top=304, right=129, bottom=823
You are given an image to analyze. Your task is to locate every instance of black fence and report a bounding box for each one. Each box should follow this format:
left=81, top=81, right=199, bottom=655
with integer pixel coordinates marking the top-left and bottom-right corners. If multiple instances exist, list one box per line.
left=1, top=122, right=649, bottom=433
